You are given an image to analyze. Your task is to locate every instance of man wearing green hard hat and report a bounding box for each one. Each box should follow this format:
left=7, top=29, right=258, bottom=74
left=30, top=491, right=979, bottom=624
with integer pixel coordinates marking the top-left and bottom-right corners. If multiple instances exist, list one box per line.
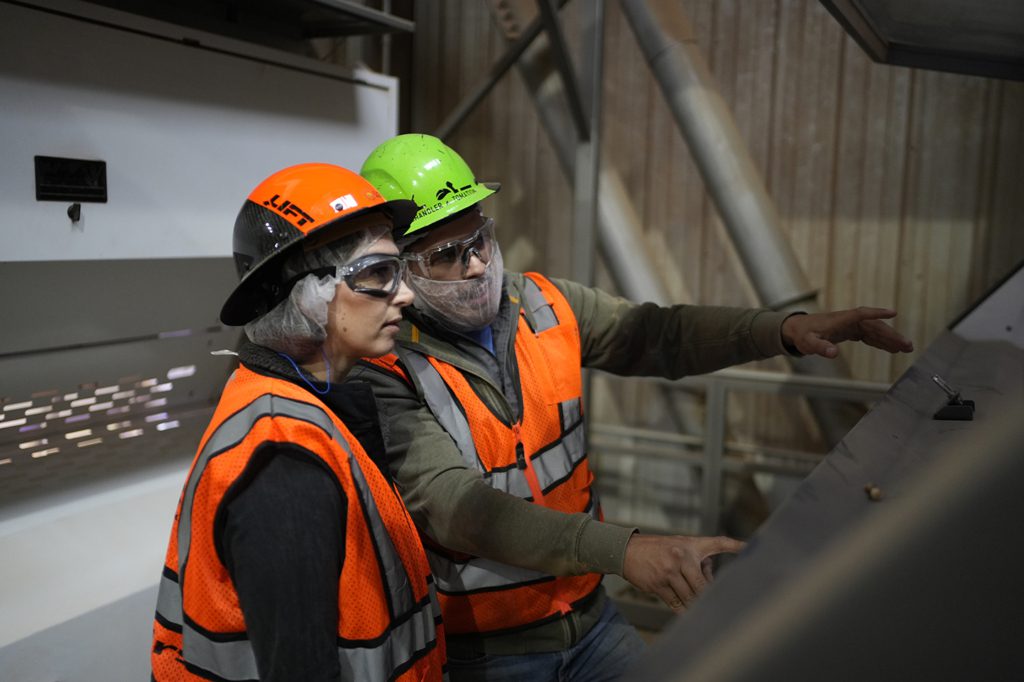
left=354, top=134, right=914, bottom=681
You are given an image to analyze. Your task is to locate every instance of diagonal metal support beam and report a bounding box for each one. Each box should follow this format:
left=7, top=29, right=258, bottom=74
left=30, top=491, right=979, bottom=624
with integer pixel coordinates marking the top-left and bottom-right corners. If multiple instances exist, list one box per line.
left=486, top=1, right=863, bottom=452
left=619, top=0, right=816, bottom=312
left=571, top=0, right=604, bottom=286
left=535, top=0, right=590, bottom=141
left=433, top=13, right=547, bottom=140
left=486, top=2, right=705, bottom=440
left=618, top=0, right=862, bottom=446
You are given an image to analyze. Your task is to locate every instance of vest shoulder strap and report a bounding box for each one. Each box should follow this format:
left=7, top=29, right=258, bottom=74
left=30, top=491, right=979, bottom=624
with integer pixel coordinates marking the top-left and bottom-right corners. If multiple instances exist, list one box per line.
left=402, top=351, right=484, bottom=473
left=521, top=273, right=559, bottom=333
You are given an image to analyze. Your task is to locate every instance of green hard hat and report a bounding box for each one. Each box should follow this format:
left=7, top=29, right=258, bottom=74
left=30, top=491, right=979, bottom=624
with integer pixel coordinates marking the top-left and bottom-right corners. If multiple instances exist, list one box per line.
left=360, top=134, right=498, bottom=238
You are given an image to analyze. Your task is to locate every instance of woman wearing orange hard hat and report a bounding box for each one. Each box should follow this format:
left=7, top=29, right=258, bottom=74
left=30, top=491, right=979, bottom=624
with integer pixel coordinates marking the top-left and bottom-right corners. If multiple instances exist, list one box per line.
left=151, top=163, right=446, bottom=681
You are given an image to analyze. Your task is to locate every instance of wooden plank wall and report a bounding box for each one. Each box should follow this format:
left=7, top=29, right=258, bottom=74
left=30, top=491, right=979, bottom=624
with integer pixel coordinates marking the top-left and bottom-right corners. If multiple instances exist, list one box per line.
left=401, top=0, right=1024, bottom=453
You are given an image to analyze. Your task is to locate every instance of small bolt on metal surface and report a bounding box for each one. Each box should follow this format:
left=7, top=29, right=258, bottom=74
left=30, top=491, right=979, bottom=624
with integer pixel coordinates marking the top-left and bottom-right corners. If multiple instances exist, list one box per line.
left=864, top=484, right=883, bottom=501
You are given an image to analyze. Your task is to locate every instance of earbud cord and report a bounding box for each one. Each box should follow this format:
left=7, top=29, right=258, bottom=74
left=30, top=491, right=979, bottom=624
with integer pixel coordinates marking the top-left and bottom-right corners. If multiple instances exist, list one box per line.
left=277, top=349, right=331, bottom=395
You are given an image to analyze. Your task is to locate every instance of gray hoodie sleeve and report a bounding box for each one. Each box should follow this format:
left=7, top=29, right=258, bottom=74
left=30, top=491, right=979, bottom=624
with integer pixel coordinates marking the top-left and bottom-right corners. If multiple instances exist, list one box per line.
left=548, top=277, right=792, bottom=377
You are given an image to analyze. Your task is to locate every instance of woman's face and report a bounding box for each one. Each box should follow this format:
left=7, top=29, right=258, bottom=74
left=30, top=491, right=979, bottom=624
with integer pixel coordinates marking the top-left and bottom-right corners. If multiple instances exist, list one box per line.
left=323, top=232, right=414, bottom=366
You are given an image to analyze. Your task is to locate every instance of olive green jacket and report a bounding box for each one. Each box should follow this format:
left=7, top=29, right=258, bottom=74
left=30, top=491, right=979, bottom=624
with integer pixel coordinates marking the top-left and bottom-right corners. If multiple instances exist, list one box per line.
left=348, top=271, right=792, bottom=653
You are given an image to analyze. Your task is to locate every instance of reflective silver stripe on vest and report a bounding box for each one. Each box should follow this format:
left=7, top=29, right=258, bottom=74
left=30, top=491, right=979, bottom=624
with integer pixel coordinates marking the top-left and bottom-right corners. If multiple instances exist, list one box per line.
left=528, top=417, right=587, bottom=493
left=407, top=277, right=593, bottom=595
left=522, top=276, right=558, bottom=332
left=171, top=390, right=427, bottom=680
left=340, top=583, right=443, bottom=681
left=155, top=571, right=183, bottom=627
left=404, top=352, right=484, bottom=473
left=428, top=500, right=601, bottom=595
left=559, top=397, right=581, bottom=432
left=404, top=356, right=588, bottom=499
left=180, top=591, right=443, bottom=682
left=481, top=466, right=533, bottom=498
left=479, top=414, right=586, bottom=498
left=184, top=622, right=259, bottom=681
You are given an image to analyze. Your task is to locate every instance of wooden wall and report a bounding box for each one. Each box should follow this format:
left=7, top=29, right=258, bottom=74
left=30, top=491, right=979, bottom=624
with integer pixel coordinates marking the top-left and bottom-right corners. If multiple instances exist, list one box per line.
left=392, top=0, right=1024, bottom=464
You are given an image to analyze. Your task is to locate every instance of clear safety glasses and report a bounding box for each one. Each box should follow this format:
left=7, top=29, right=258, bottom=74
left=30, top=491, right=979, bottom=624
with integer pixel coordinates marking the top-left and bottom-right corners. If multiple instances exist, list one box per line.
left=404, top=218, right=495, bottom=281
left=289, top=253, right=407, bottom=299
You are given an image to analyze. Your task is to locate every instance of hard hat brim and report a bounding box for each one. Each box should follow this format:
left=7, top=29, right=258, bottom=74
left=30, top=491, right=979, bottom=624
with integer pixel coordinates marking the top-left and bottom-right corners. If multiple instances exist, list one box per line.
left=219, top=197, right=417, bottom=326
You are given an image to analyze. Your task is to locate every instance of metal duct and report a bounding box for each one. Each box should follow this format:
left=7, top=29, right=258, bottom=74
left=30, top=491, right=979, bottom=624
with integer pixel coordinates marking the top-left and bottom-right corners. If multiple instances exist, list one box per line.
left=619, top=0, right=865, bottom=445
left=619, top=0, right=815, bottom=311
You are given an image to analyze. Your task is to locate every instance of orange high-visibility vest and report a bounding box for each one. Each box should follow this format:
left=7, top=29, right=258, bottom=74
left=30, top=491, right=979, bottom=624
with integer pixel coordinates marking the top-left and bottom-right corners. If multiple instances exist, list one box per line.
left=151, top=365, right=446, bottom=681
left=373, top=273, right=602, bottom=636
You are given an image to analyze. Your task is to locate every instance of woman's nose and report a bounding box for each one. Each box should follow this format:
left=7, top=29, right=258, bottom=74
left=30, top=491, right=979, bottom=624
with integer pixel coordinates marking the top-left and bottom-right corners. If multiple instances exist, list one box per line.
left=393, top=278, right=415, bottom=307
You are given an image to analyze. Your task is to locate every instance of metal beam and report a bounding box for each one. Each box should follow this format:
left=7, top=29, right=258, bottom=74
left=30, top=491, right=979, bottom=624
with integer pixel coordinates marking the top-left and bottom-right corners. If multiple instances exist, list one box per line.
left=308, top=0, right=414, bottom=34
left=571, top=0, right=604, bottom=286
left=618, top=0, right=864, bottom=447
left=619, top=0, right=817, bottom=312
left=433, top=14, right=546, bottom=140
left=535, top=0, right=590, bottom=141
left=487, top=4, right=706, bottom=441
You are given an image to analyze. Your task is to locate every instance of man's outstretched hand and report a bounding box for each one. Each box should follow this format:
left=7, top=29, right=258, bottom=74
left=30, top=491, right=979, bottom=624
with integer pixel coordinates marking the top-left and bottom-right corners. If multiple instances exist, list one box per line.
left=622, top=534, right=746, bottom=612
left=781, top=307, right=914, bottom=359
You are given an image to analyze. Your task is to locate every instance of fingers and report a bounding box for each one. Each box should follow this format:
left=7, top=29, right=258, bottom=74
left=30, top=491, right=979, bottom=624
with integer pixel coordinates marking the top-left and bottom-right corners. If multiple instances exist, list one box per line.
left=701, top=557, right=715, bottom=584
left=645, top=568, right=696, bottom=612
left=696, top=535, right=746, bottom=556
left=860, top=319, right=915, bottom=353
left=667, top=572, right=696, bottom=612
left=852, top=306, right=897, bottom=321
left=679, top=557, right=708, bottom=599
left=663, top=536, right=745, bottom=610
left=797, top=307, right=912, bottom=357
left=621, top=534, right=746, bottom=613
left=804, top=334, right=838, bottom=358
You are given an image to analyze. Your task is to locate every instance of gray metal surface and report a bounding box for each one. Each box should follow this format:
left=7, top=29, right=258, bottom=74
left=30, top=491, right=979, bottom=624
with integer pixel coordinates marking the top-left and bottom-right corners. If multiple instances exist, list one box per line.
left=0, top=258, right=235, bottom=356
left=0, top=258, right=239, bottom=510
left=821, top=0, right=1024, bottom=81
left=628, top=264, right=1024, bottom=680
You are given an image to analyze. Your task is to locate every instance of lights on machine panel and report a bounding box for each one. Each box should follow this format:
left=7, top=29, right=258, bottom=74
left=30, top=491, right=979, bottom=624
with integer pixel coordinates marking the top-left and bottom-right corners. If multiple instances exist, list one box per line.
left=0, top=364, right=199, bottom=467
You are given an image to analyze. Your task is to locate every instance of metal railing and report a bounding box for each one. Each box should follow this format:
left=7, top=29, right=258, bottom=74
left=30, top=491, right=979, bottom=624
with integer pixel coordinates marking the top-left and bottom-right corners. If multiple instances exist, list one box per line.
left=589, top=368, right=891, bottom=535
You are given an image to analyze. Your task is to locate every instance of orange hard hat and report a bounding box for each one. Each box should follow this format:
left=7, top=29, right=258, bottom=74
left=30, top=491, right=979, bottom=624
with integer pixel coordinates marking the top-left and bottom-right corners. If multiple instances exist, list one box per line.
left=220, top=163, right=416, bottom=325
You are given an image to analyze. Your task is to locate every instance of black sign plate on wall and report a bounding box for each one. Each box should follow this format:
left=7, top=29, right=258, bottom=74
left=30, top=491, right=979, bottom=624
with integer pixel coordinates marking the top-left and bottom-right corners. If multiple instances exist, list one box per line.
left=35, top=156, right=108, bottom=202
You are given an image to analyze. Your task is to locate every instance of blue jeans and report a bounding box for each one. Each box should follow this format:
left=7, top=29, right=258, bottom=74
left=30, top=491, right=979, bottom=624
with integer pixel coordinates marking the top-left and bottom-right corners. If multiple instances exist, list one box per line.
left=446, top=599, right=647, bottom=682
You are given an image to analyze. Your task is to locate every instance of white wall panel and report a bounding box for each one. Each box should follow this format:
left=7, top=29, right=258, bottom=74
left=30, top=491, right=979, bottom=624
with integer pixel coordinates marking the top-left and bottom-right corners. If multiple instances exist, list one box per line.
left=0, top=2, right=402, bottom=677
left=0, top=0, right=398, bottom=262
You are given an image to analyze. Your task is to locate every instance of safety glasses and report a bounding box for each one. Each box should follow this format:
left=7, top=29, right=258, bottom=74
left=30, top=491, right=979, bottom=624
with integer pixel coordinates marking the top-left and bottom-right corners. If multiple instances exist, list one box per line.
left=288, top=253, right=407, bottom=299
left=404, top=218, right=495, bottom=280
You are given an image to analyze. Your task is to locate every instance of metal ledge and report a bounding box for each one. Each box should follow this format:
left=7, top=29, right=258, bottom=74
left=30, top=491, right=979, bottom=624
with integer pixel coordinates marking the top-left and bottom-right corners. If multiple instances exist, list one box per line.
left=820, top=0, right=1024, bottom=81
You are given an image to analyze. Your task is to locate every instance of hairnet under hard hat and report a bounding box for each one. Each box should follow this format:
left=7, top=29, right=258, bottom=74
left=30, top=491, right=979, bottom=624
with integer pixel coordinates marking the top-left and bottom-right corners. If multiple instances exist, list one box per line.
left=408, top=241, right=504, bottom=333
left=244, top=224, right=390, bottom=359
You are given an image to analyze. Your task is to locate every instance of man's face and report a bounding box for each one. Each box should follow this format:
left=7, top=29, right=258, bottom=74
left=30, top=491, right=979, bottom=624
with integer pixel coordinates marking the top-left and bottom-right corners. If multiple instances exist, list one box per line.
left=403, top=207, right=495, bottom=281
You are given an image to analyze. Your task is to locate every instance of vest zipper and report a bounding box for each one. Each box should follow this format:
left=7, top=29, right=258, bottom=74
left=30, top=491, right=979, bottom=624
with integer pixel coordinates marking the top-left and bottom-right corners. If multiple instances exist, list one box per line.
left=514, top=421, right=546, bottom=505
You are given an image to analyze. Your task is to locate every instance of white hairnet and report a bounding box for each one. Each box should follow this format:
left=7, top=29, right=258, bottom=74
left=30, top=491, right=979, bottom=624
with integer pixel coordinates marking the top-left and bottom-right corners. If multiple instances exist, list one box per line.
left=244, top=224, right=389, bottom=359
left=408, top=242, right=504, bottom=332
